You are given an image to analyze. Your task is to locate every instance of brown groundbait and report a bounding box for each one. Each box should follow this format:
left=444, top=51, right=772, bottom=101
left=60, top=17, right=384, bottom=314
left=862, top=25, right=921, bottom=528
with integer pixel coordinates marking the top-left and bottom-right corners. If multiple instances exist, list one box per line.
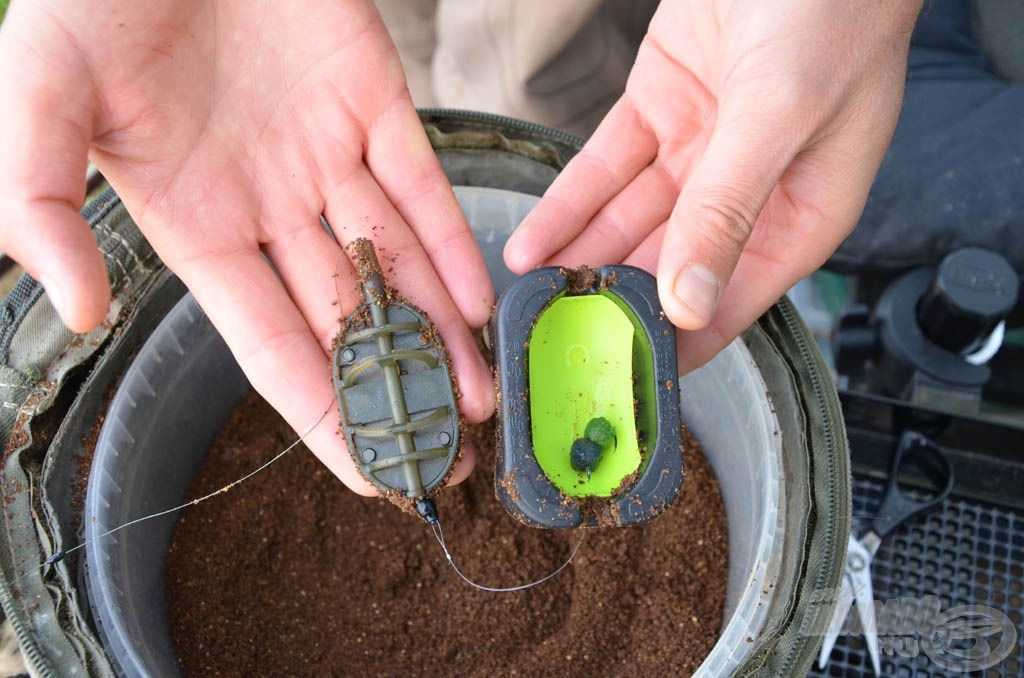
left=165, top=394, right=728, bottom=676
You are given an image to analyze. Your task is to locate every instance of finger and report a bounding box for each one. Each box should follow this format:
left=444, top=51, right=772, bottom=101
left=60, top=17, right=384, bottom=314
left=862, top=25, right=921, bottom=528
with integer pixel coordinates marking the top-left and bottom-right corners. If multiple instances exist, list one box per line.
left=673, top=239, right=824, bottom=375
left=540, top=161, right=678, bottom=268
left=504, top=98, right=658, bottom=273
left=171, top=245, right=379, bottom=496
left=260, top=218, right=360, bottom=351
left=364, top=101, right=494, bottom=328
left=656, top=107, right=805, bottom=330
left=622, top=221, right=665, bottom=275
left=625, top=221, right=784, bottom=374
left=0, top=25, right=109, bottom=331
left=1, top=200, right=110, bottom=331
left=323, top=168, right=494, bottom=425
left=446, top=442, right=477, bottom=488
left=670, top=131, right=901, bottom=371
left=627, top=190, right=841, bottom=375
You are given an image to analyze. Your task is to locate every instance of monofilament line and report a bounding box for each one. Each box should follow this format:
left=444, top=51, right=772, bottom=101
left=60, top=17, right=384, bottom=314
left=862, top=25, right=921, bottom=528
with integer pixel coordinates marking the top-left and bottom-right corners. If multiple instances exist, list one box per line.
left=40, top=397, right=336, bottom=567
left=430, top=520, right=585, bottom=593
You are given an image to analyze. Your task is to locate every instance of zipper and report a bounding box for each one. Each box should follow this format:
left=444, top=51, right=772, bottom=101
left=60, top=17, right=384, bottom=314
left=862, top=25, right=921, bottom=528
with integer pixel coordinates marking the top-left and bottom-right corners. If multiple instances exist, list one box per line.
left=418, top=108, right=586, bottom=149
left=0, top=193, right=127, bottom=678
left=772, top=297, right=850, bottom=677
left=0, top=578, right=54, bottom=677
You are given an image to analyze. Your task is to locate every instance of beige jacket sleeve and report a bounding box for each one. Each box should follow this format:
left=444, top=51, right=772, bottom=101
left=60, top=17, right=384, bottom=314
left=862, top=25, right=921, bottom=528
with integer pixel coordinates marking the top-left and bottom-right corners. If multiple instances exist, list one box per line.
left=376, top=0, right=658, bottom=138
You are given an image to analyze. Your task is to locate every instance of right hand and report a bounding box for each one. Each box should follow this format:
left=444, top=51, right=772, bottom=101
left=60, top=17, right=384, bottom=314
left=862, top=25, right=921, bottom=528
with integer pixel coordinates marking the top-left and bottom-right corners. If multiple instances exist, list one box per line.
left=0, top=0, right=495, bottom=494
left=505, top=0, right=918, bottom=373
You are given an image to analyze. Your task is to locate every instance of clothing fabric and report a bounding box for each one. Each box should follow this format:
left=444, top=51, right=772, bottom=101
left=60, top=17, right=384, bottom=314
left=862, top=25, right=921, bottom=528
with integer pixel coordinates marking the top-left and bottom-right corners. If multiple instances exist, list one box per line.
left=972, top=0, right=1024, bottom=84
left=830, top=0, right=1024, bottom=275
left=376, top=0, right=656, bottom=137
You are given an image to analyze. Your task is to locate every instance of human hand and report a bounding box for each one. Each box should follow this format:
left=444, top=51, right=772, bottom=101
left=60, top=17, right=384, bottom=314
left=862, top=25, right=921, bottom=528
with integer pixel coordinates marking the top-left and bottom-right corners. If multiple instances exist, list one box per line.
left=505, top=0, right=921, bottom=372
left=0, top=0, right=494, bottom=494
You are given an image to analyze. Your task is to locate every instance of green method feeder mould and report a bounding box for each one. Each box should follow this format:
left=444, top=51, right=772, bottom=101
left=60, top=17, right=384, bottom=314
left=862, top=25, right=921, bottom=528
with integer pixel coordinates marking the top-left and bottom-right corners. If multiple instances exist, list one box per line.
left=490, top=265, right=683, bottom=528
left=332, top=239, right=459, bottom=521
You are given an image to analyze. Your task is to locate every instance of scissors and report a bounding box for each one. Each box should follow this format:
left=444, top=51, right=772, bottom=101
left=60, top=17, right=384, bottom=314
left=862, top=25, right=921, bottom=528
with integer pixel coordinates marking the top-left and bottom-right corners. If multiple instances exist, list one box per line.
left=817, top=430, right=955, bottom=674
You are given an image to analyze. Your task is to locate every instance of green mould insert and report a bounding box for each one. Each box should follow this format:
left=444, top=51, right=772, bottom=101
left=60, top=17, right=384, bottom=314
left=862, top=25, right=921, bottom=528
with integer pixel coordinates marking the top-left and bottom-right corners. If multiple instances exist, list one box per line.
left=332, top=240, right=459, bottom=507
left=490, top=265, right=683, bottom=528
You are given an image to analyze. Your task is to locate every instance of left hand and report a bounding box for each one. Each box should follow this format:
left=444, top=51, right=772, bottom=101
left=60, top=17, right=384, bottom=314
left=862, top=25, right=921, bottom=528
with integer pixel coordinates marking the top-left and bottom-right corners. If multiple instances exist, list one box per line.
left=0, top=0, right=493, bottom=494
left=504, top=0, right=921, bottom=372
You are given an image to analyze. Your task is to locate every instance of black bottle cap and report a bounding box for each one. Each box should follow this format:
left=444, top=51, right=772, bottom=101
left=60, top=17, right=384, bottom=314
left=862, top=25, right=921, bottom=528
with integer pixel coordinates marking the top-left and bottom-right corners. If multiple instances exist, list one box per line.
left=917, top=248, right=1018, bottom=353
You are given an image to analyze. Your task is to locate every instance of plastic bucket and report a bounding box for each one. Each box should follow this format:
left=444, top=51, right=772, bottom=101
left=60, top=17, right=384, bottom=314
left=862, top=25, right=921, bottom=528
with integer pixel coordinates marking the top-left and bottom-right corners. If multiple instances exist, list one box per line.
left=84, top=185, right=809, bottom=676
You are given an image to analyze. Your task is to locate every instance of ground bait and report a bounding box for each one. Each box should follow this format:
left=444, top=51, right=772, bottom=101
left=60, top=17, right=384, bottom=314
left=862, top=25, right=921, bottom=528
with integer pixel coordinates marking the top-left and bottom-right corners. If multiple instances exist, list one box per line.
left=165, top=394, right=729, bottom=676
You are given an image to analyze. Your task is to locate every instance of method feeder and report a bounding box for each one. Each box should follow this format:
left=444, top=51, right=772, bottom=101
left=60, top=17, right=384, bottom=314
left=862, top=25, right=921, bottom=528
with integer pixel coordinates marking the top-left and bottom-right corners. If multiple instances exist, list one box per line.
left=332, top=240, right=459, bottom=524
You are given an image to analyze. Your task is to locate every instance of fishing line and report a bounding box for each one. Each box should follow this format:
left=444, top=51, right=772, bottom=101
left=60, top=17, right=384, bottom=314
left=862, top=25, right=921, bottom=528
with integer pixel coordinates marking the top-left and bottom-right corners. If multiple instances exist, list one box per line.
left=429, top=518, right=585, bottom=593
left=33, top=359, right=580, bottom=595
left=35, top=397, right=336, bottom=570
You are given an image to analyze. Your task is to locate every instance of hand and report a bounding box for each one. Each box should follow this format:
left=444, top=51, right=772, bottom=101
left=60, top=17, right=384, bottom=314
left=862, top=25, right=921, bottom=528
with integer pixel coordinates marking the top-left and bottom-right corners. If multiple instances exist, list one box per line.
left=505, top=0, right=921, bottom=372
left=0, top=0, right=494, bottom=494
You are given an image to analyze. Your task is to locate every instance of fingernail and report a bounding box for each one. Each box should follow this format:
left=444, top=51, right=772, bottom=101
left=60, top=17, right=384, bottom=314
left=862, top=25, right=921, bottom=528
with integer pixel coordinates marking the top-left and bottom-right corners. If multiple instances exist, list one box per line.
left=39, top=276, right=66, bottom=318
left=672, top=265, right=721, bottom=322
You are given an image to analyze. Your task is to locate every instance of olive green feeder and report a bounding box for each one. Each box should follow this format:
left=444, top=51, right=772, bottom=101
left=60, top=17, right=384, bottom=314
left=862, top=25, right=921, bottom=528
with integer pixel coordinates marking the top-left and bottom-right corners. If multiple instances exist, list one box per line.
left=331, top=239, right=459, bottom=504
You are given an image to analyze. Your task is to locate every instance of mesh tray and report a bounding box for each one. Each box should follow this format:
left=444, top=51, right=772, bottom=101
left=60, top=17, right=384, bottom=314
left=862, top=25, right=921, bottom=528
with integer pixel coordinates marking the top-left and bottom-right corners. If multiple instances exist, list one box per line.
left=812, top=476, right=1023, bottom=677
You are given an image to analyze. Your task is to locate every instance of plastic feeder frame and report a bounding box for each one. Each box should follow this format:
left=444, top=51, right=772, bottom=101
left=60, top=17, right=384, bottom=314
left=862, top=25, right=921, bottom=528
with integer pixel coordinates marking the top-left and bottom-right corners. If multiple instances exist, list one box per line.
left=332, top=244, right=460, bottom=499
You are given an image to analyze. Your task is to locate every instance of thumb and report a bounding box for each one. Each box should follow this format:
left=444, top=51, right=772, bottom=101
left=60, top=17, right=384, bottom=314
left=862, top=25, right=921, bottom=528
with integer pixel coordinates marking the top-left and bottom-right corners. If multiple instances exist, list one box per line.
left=3, top=198, right=111, bottom=333
left=0, top=17, right=110, bottom=332
left=657, top=107, right=803, bottom=330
